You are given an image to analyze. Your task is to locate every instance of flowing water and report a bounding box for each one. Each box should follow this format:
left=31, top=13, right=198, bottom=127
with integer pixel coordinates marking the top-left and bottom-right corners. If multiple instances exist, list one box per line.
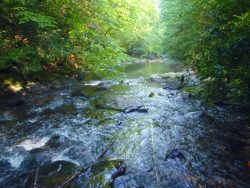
left=0, top=61, right=249, bottom=188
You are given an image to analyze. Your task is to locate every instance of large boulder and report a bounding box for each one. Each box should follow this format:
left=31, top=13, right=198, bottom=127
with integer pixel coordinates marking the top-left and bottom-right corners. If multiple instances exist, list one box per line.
left=163, top=80, right=183, bottom=90
left=148, top=72, right=184, bottom=83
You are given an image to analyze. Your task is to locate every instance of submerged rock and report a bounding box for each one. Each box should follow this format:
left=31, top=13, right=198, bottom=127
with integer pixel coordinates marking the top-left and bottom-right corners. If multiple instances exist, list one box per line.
left=46, top=134, right=72, bottom=148
left=0, top=160, right=11, bottom=171
left=148, top=75, right=166, bottom=83
left=37, top=160, right=79, bottom=187
left=124, top=105, right=148, bottom=113
left=89, top=160, right=126, bottom=187
left=113, top=176, right=139, bottom=188
left=71, top=89, right=89, bottom=98
left=165, top=149, right=186, bottom=161
left=123, top=77, right=144, bottom=85
left=20, top=154, right=51, bottom=171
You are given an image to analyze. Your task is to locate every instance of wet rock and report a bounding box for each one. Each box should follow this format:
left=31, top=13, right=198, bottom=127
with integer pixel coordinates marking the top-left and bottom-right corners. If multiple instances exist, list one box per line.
left=163, top=80, right=183, bottom=90
left=148, top=75, right=166, bottom=83
left=181, top=75, right=185, bottom=82
left=0, top=169, right=33, bottom=188
left=116, top=121, right=123, bottom=126
left=91, top=160, right=125, bottom=175
left=197, top=136, right=209, bottom=150
left=123, top=77, right=144, bottom=85
left=46, top=134, right=72, bottom=148
left=87, top=160, right=126, bottom=187
left=111, top=164, right=126, bottom=180
left=20, top=154, right=51, bottom=171
left=185, top=76, right=200, bottom=86
left=149, top=92, right=155, bottom=97
left=75, top=72, right=85, bottom=81
left=113, top=176, right=138, bottom=188
left=188, top=93, right=195, bottom=98
left=8, top=100, right=24, bottom=108
left=181, top=69, right=200, bottom=86
left=28, top=135, right=75, bottom=152
left=19, top=156, right=39, bottom=170
left=18, top=137, right=50, bottom=151
left=37, top=160, right=79, bottom=187
left=99, top=80, right=119, bottom=88
left=0, top=160, right=11, bottom=171
left=71, top=88, right=89, bottom=98
left=160, top=72, right=183, bottom=79
left=165, top=149, right=185, bottom=161
left=124, top=105, right=148, bottom=113
left=65, top=146, right=87, bottom=161
left=0, top=92, right=24, bottom=108
left=84, top=80, right=103, bottom=86
left=148, top=72, right=183, bottom=83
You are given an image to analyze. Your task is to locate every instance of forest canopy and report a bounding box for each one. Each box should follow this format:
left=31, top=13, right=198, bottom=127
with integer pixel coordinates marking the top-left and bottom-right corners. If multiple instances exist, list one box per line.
left=161, top=0, right=250, bottom=103
left=0, top=0, right=162, bottom=77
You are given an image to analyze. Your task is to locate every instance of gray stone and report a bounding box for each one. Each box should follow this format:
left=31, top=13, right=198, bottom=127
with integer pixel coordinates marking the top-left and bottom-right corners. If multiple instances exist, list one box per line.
left=163, top=80, right=183, bottom=90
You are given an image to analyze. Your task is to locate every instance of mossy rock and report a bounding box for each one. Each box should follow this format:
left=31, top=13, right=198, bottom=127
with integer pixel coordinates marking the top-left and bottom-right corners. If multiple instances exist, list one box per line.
left=149, top=92, right=155, bottom=97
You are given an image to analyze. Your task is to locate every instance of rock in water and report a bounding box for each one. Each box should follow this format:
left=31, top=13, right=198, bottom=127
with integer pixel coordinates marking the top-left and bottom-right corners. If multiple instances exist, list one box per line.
left=114, top=176, right=139, bottom=188
left=165, top=149, right=185, bottom=161
left=71, top=89, right=89, bottom=98
left=123, top=77, right=144, bottom=85
left=149, top=92, right=155, bottom=97
left=46, top=134, right=71, bottom=148
left=124, top=106, right=148, bottom=113
left=37, top=160, right=79, bottom=187
left=148, top=72, right=184, bottom=83
left=163, top=80, right=183, bottom=90
left=160, top=72, right=183, bottom=79
left=148, top=75, right=166, bottom=83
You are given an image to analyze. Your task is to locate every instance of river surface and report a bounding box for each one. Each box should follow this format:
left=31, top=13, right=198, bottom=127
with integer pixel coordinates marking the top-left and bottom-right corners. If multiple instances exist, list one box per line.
left=0, top=61, right=249, bottom=188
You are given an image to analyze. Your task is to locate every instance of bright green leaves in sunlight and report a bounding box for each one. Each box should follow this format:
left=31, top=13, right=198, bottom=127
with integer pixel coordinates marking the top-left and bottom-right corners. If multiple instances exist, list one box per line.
left=0, top=0, right=163, bottom=78
left=160, top=0, right=250, bottom=104
left=18, top=10, right=56, bottom=29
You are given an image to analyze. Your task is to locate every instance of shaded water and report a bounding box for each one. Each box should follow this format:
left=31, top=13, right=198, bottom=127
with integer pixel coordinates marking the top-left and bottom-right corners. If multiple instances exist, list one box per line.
left=0, top=61, right=249, bottom=188
left=119, top=61, right=184, bottom=79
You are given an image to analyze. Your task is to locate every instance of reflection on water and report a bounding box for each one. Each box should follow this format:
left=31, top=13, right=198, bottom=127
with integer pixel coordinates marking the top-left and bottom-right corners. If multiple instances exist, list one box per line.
left=120, top=61, right=185, bottom=79
left=0, top=61, right=249, bottom=187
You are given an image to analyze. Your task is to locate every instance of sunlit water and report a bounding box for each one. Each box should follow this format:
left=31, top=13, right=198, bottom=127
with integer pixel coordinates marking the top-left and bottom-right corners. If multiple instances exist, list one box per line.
left=0, top=61, right=249, bottom=187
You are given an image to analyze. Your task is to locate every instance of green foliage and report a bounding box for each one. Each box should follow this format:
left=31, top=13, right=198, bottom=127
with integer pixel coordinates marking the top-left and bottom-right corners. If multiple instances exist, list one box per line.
left=0, top=0, right=162, bottom=78
left=161, top=0, right=250, bottom=104
left=18, top=10, right=56, bottom=28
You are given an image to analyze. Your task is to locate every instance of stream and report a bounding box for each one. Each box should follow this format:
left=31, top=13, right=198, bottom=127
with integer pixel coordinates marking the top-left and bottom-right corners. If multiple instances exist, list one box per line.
left=0, top=60, right=249, bottom=188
